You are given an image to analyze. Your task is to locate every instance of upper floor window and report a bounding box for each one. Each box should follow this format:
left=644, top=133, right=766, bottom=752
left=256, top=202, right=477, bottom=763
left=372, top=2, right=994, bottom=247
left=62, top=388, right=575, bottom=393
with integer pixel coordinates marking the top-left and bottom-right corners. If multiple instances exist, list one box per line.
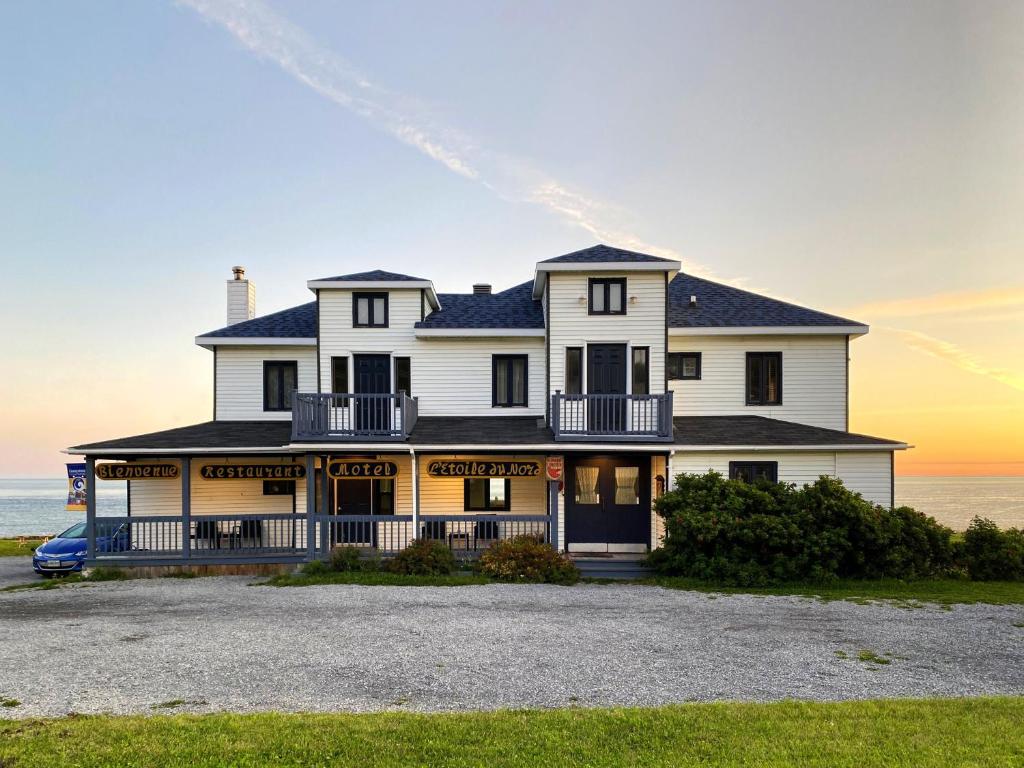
left=632, top=347, right=649, bottom=395
left=729, top=461, right=778, bottom=483
left=353, top=292, right=388, bottom=328
left=565, top=347, right=583, bottom=394
left=668, top=352, right=701, bottom=380
left=331, top=356, right=349, bottom=394
left=492, top=354, right=528, bottom=407
left=394, top=356, right=411, bottom=396
left=588, top=277, right=626, bottom=315
left=263, top=361, right=297, bottom=412
left=746, top=352, right=782, bottom=405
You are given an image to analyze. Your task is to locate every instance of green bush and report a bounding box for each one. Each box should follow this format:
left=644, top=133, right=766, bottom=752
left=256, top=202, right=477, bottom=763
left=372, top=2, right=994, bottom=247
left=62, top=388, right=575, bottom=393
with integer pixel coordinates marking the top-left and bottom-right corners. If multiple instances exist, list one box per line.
left=650, top=472, right=957, bottom=586
left=329, top=545, right=381, bottom=573
left=961, top=517, right=1024, bottom=581
left=477, top=535, right=580, bottom=585
left=300, top=559, right=330, bottom=576
left=386, top=538, right=457, bottom=576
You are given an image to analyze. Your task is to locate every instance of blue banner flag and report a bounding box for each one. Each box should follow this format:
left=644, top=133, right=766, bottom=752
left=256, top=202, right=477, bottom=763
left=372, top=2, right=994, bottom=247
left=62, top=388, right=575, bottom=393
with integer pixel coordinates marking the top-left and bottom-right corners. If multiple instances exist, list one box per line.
left=66, top=463, right=87, bottom=512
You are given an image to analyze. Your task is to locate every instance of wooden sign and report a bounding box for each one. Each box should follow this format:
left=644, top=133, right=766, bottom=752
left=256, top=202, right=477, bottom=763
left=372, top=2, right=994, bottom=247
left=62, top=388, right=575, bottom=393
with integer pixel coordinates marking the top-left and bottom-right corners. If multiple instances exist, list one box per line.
left=96, top=463, right=179, bottom=480
left=328, top=460, right=399, bottom=479
left=426, top=460, right=541, bottom=478
left=545, top=456, right=564, bottom=482
left=200, top=464, right=306, bottom=480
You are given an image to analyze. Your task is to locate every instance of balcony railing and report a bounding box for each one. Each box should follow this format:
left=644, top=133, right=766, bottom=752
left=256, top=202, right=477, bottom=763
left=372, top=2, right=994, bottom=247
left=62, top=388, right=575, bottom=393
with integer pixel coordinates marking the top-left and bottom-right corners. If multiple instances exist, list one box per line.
left=292, top=392, right=417, bottom=441
left=551, top=391, right=673, bottom=442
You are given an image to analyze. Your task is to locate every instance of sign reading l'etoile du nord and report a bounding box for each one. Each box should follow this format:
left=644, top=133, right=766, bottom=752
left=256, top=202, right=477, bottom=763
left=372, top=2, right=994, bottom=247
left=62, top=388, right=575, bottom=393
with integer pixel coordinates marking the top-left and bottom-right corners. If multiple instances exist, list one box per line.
left=426, top=460, right=541, bottom=478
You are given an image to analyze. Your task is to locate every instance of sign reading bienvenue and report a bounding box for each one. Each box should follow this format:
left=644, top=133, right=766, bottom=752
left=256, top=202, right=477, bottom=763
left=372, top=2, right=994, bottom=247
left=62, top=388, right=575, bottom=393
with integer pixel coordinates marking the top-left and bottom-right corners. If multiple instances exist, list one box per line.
left=200, top=464, right=306, bottom=480
left=328, top=460, right=399, bottom=479
left=427, top=460, right=541, bottom=478
left=96, top=463, right=179, bottom=480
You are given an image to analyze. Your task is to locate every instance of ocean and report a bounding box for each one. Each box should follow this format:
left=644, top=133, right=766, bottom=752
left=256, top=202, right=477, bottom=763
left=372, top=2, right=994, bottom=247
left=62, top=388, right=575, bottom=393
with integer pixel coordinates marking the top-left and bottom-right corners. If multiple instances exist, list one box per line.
left=0, top=476, right=1023, bottom=538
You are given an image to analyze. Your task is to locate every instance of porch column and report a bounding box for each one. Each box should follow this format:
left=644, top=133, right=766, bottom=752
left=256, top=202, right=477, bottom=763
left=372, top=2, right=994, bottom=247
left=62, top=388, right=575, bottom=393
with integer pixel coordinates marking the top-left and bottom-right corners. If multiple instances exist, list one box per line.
left=320, top=454, right=330, bottom=554
left=411, top=450, right=420, bottom=536
left=180, top=457, right=191, bottom=560
left=85, top=456, right=96, bottom=561
left=305, top=453, right=316, bottom=560
left=548, top=480, right=560, bottom=551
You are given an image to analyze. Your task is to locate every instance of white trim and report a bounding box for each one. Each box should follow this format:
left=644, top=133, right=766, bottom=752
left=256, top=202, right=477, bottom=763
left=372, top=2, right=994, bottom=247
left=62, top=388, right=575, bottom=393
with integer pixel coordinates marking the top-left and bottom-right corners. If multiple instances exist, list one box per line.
left=673, top=443, right=909, bottom=452
left=532, top=261, right=680, bottom=298
left=669, top=325, right=868, bottom=337
left=306, top=279, right=441, bottom=310
left=64, top=446, right=293, bottom=455
left=415, top=328, right=546, bottom=338
left=194, top=336, right=316, bottom=348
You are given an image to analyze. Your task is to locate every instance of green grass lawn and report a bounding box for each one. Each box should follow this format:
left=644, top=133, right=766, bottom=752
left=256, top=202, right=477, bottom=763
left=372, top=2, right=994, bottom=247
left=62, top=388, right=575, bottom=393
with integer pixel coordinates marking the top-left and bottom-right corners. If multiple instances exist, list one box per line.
left=0, top=537, right=44, bottom=557
left=1, top=698, right=1022, bottom=767
left=262, top=570, right=492, bottom=587
left=644, top=576, right=1024, bottom=605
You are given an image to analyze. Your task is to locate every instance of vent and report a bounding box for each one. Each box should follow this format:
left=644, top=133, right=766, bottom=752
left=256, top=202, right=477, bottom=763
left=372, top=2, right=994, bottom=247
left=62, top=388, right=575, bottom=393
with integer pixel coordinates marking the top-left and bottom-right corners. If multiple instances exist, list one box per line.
left=689, top=294, right=698, bottom=307
left=473, top=284, right=492, bottom=295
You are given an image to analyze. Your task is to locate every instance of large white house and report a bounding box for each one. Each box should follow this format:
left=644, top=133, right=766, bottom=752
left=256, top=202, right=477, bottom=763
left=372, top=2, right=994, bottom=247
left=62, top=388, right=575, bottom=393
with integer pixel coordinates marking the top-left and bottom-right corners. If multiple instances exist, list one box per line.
left=68, top=245, right=907, bottom=570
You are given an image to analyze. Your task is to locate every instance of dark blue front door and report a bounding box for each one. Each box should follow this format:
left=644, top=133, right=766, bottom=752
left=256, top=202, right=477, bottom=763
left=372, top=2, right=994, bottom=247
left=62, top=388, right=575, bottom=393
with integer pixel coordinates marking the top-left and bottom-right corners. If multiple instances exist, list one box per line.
left=354, top=354, right=391, bottom=432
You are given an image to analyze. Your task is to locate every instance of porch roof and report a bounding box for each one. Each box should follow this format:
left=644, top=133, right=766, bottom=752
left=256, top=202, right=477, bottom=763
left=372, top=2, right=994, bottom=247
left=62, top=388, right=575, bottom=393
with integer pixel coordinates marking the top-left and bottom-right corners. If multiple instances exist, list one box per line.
left=672, top=416, right=906, bottom=449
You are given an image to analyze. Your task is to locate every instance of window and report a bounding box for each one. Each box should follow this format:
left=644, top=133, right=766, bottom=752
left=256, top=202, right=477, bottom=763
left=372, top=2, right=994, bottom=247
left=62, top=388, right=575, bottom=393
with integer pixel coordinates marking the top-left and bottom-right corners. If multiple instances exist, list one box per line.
left=394, top=357, right=411, bottom=396
left=263, top=361, right=297, bottom=411
left=668, top=352, right=701, bottom=380
left=565, top=347, right=583, bottom=394
left=588, top=277, right=626, bottom=315
left=263, top=480, right=295, bottom=496
left=464, top=478, right=510, bottom=511
left=574, top=466, right=601, bottom=505
left=631, top=347, right=649, bottom=395
left=352, top=292, right=388, bottom=327
left=492, top=354, right=528, bottom=407
left=746, top=352, right=782, bottom=405
left=729, top=461, right=778, bottom=484
left=331, top=356, right=349, bottom=394
left=614, top=466, right=640, bottom=504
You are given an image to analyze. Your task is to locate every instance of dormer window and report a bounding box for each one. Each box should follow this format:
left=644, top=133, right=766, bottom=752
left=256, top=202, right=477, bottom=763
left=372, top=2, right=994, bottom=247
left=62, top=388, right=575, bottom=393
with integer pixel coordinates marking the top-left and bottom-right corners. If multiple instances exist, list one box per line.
left=588, top=278, right=626, bottom=315
left=353, top=292, right=388, bottom=328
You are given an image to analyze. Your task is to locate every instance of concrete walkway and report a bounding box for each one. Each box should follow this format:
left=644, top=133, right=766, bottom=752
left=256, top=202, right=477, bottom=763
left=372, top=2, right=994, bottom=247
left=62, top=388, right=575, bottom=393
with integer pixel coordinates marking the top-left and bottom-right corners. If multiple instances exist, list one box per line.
left=1, top=576, right=1022, bottom=717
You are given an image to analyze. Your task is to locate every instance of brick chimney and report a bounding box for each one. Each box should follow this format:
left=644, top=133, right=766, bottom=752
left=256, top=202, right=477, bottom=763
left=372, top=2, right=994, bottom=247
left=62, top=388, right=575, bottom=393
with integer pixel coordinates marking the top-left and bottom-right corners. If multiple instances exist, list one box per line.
left=473, top=283, right=492, bottom=295
left=226, top=266, right=256, bottom=325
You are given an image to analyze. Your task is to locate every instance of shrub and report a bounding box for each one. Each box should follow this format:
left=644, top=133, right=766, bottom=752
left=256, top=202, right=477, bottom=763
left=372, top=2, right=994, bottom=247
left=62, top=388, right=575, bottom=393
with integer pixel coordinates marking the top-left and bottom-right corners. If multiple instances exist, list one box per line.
left=477, top=535, right=580, bottom=585
left=83, top=566, right=130, bottom=582
left=650, top=471, right=957, bottom=586
left=300, top=559, right=330, bottom=576
left=961, top=517, right=1024, bottom=581
left=386, top=538, right=457, bottom=576
left=329, top=545, right=379, bottom=573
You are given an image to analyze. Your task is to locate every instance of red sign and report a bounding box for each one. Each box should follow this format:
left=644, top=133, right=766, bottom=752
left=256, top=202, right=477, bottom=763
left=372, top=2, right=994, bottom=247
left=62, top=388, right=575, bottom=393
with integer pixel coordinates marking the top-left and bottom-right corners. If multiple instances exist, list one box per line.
left=545, top=456, right=564, bottom=482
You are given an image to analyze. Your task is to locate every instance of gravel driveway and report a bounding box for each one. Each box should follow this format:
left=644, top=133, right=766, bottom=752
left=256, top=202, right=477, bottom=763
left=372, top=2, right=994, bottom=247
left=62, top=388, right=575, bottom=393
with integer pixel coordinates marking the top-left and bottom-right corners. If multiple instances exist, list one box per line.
left=1, top=576, right=1022, bottom=718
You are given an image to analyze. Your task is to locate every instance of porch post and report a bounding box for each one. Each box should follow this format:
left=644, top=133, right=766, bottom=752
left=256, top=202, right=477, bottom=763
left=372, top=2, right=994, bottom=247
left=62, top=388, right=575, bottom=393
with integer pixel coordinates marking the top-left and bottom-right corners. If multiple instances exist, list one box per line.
left=411, top=450, right=420, bottom=538
left=181, top=457, right=191, bottom=560
left=320, top=454, right=330, bottom=554
left=85, top=456, right=96, bottom=561
left=305, top=453, right=316, bottom=560
left=548, top=480, right=560, bottom=551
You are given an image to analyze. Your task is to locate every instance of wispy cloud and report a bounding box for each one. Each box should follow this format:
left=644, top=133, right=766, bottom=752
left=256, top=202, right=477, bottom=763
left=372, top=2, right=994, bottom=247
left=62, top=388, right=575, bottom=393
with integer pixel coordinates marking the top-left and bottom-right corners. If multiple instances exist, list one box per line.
left=845, top=286, right=1024, bottom=319
left=177, top=0, right=718, bottom=276
left=897, top=329, right=1024, bottom=392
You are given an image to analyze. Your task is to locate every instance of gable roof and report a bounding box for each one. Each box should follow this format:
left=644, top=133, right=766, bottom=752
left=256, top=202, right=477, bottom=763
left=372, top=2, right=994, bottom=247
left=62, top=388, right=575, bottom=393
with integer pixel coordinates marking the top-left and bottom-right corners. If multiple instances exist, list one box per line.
left=197, top=301, right=317, bottom=340
left=668, top=273, right=863, bottom=329
left=540, top=244, right=677, bottom=264
left=311, top=269, right=429, bottom=282
left=415, top=281, right=544, bottom=330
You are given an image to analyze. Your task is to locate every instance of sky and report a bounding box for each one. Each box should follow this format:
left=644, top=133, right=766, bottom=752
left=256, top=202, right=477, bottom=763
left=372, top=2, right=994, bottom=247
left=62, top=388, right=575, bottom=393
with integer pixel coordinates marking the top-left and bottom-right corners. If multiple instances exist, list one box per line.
left=0, top=0, right=1022, bottom=478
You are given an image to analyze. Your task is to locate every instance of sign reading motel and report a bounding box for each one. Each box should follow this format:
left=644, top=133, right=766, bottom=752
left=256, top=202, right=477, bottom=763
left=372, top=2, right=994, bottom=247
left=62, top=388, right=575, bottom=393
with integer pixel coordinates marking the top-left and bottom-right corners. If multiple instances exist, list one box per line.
left=95, top=463, right=179, bottom=480
left=426, top=460, right=541, bottom=478
left=328, top=460, right=399, bottom=479
left=200, top=464, right=306, bottom=480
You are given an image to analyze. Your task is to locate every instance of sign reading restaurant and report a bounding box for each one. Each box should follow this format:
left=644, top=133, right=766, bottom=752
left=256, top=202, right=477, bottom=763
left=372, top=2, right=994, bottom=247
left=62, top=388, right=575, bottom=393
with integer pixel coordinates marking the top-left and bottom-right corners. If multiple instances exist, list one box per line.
left=200, top=464, right=306, bottom=480
left=96, top=463, right=179, bottom=480
left=426, top=460, right=541, bottom=478
left=328, top=460, right=399, bottom=479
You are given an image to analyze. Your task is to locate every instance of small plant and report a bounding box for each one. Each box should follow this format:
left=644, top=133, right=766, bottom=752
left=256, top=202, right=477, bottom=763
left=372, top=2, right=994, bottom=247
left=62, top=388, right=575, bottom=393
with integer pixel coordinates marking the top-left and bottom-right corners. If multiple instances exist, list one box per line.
left=300, top=559, right=330, bottom=576
left=856, top=649, right=892, bottom=665
left=83, top=567, right=130, bottom=582
left=329, top=545, right=377, bottom=573
left=1, top=697, right=21, bottom=708
left=477, top=536, right=580, bottom=585
left=386, top=538, right=457, bottom=576
left=834, top=650, right=849, bottom=659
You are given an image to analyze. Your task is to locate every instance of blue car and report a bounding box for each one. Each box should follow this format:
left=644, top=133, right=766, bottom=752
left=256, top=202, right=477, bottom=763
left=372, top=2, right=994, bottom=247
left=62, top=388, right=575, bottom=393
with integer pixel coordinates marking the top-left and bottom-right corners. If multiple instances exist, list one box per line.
left=33, top=521, right=129, bottom=575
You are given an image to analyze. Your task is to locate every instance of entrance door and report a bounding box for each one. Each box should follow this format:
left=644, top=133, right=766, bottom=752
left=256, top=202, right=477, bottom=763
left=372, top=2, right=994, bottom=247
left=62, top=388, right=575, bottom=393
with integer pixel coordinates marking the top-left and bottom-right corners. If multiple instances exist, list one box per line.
left=354, top=354, right=391, bottom=433
left=336, top=479, right=373, bottom=544
left=565, top=455, right=650, bottom=551
left=587, top=344, right=627, bottom=432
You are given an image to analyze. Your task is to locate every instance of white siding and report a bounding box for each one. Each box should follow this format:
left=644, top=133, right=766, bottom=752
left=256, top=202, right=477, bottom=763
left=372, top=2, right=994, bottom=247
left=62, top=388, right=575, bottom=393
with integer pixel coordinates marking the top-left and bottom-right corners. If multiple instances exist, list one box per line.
left=418, top=454, right=547, bottom=515
left=548, top=272, right=667, bottom=398
left=670, top=449, right=893, bottom=507
left=669, top=335, right=848, bottom=430
left=215, top=345, right=317, bottom=421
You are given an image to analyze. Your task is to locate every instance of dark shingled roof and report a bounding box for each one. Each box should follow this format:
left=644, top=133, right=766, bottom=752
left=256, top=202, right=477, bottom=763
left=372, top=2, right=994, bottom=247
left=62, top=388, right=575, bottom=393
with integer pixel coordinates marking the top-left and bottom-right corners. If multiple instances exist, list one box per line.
left=668, top=273, right=862, bottom=328
left=410, top=417, right=553, bottom=445
left=198, top=302, right=317, bottom=339
left=673, top=416, right=902, bottom=446
left=540, top=244, right=677, bottom=264
left=415, top=281, right=544, bottom=330
left=313, top=269, right=428, bottom=282
left=70, top=421, right=295, bottom=451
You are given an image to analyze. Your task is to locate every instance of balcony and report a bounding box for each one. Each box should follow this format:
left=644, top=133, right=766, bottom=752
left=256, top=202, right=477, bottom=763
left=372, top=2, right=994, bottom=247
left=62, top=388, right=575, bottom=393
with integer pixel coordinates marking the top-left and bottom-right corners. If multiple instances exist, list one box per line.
left=551, top=391, right=674, bottom=442
left=291, top=392, right=418, bottom=441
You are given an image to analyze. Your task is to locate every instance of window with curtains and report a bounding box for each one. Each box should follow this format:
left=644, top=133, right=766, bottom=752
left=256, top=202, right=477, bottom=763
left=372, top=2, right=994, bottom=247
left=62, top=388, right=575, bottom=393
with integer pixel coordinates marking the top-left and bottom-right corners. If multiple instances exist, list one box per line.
left=492, top=354, right=528, bottom=407
left=588, top=277, right=626, bottom=315
left=565, top=347, right=583, bottom=394
left=668, top=352, right=701, bottom=380
left=464, top=478, right=510, bottom=511
left=394, top=357, right=411, bottom=396
left=331, top=356, right=349, bottom=393
left=352, top=292, right=388, bottom=327
left=729, top=461, right=778, bottom=483
left=631, top=347, right=649, bottom=395
left=574, top=466, right=601, bottom=505
left=263, top=361, right=297, bottom=411
left=746, top=352, right=782, bottom=405
left=614, top=466, right=640, bottom=504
